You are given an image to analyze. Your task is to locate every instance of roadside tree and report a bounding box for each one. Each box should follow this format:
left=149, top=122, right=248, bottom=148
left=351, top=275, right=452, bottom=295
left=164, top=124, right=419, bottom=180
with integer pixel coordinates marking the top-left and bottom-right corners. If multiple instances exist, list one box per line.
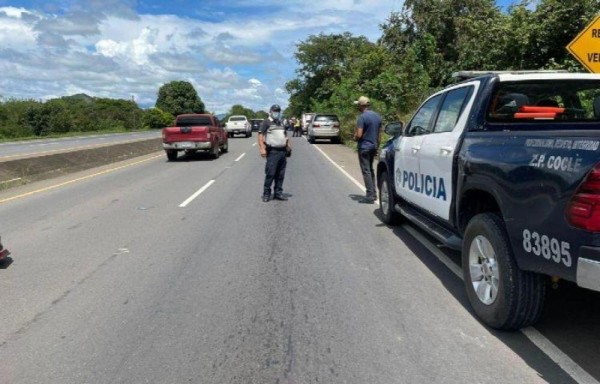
left=156, top=81, right=205, bottom=116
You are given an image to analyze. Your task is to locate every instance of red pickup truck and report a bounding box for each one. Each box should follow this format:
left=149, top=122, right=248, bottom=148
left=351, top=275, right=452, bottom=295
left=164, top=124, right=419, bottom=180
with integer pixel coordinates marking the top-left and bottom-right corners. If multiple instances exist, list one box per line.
left=162, top=114, right=228, bottom=161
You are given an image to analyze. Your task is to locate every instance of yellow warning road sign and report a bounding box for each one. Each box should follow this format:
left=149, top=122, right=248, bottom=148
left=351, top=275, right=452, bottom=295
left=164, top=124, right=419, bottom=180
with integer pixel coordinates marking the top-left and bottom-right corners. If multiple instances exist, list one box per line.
left=567, top=15, right=600, bottom=73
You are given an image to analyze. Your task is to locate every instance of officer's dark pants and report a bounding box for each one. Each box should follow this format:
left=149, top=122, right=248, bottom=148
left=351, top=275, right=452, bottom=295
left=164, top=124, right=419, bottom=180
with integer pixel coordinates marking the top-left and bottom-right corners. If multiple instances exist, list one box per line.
left=264, top=148, right=287, bottom=197
left=358, top=149, right=377, bottom=200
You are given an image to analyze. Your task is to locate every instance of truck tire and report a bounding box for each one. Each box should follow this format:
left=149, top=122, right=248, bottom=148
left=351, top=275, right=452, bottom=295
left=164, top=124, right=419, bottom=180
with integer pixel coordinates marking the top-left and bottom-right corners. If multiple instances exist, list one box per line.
left=166, top=150, right=177, bottom=161
left=211, top=144, right=220, bottom=159
left=221, top=140, right=228, bottom=153
left=462, top=213, right=546, bottom=330
left=378, top=171, right=401, bottom=225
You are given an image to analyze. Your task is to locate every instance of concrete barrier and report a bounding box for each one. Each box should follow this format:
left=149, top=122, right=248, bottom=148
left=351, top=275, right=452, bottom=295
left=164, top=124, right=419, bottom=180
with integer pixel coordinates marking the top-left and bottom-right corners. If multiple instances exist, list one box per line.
left=0, top=138, right=162, bottom=189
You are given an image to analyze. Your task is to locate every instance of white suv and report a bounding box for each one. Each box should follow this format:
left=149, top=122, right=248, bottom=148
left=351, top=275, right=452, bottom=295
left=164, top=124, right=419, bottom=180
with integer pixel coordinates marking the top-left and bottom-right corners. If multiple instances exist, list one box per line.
left=226, top=115, right=251, bottom=138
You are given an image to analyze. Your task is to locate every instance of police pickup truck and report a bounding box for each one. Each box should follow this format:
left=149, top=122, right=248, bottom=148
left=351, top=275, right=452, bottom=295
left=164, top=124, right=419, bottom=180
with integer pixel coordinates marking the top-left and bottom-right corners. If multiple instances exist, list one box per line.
left=377, top=71, right=600, bottom=330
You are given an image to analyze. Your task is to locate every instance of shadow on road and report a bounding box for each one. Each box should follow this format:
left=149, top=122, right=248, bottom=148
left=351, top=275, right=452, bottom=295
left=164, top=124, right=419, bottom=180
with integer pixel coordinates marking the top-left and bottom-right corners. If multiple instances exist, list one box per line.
left=169, top=151, right=225, bottom=162
left=371, top=207, right=591, bottom=383
left=0, top=256, right=14, bottom=270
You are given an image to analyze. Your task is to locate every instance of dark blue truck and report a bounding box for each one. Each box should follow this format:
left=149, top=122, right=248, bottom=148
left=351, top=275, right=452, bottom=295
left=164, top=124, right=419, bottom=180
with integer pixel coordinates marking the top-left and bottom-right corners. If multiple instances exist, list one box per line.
left=377, top=71, right=600, bottom=330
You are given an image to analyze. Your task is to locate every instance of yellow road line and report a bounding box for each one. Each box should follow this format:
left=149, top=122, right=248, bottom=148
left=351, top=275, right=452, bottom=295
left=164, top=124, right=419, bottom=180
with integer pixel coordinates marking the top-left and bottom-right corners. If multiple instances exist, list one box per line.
left=0, top=154, right=163, bottom=204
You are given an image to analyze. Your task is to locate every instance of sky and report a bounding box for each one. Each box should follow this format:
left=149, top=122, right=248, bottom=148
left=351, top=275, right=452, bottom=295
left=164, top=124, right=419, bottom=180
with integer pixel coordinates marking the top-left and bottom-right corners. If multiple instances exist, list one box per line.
left=0, top=0, right=517, bottom=114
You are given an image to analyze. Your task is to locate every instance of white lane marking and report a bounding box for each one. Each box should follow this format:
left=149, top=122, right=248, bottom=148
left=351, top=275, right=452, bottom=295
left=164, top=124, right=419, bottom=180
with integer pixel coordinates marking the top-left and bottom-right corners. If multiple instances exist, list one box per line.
left=402, top=224, right=463, bottom=278
left=311, top=140, right=598, bottom=382
left=402, top=223, right=599, bottom=384
left=179, top=180, right=215, bottom=208
left=311, top=143, right=379, bottom=204
left=0, top=178, right=22, bottom=184
left=522, top=327, right=599, bottom=384
left=252, top=143, right=257, bottom=147
left=235, top=153, right=246, bottom=162
left=311, top=144, right=365, bottom=193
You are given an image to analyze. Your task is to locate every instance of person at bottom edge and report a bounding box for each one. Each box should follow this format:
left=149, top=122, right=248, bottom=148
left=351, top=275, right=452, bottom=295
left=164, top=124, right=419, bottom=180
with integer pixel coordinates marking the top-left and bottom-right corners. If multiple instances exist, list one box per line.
left=258, top=104, right=290, bottom=202
left=353, top=96, right=382, bottom=204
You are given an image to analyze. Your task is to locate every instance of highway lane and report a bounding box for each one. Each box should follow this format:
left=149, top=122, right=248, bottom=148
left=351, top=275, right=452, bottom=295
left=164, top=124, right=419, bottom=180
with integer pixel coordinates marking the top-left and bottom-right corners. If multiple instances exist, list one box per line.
left=0, top=130, right=160, bottom=160
left=0, top=135, right=591, bottom=383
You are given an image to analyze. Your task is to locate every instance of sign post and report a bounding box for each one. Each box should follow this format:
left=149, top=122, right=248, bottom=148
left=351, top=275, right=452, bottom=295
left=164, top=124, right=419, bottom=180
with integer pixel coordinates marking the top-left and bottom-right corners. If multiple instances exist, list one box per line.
left=567, top=14, right=600, bottom=73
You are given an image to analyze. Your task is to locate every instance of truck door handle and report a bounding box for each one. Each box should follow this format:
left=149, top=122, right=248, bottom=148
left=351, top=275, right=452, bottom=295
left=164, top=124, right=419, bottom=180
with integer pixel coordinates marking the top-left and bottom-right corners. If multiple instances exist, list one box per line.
left=440, top=146, right=453, bottom=154
left=412, top=145, right=421, bottom=153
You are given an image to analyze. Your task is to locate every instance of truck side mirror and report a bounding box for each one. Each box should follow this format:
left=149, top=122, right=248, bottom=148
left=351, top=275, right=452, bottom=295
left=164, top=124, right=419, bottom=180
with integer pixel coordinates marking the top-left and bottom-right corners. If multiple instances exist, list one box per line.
left=384, top=121, right=403, bottom=136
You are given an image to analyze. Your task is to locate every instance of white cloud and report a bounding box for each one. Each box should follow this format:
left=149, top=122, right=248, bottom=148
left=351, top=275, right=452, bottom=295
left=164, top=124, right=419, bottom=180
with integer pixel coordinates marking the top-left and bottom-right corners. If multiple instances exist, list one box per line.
left=0, top=9, right=38, bottom=49
left=96, top=27, right=159, bottom=65
left=0, top=1, right=400, bottom=113
left=0, top=6, right=32, bottom=18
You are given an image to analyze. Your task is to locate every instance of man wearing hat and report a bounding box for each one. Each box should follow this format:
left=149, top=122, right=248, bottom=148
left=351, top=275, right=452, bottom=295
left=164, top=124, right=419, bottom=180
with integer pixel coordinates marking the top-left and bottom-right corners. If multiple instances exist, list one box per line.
left=258, top=104, right=290, bottom=202
left=353, top=96, right=382, bottom=204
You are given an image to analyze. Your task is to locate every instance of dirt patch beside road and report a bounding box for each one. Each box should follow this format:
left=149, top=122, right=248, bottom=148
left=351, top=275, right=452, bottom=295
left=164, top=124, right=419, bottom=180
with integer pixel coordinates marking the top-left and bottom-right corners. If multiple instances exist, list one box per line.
left=0, top=138, right=162, bottom=189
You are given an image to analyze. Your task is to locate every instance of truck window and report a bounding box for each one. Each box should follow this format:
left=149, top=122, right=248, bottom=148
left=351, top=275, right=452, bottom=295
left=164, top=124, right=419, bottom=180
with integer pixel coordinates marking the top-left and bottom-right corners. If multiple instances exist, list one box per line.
left=433, top=86, right=473, bottom=133
left=487, top=80, right=600, bottom=124
left=405, top=94, right=442, bottom=136
left=177, top=116, right=212, bottom=126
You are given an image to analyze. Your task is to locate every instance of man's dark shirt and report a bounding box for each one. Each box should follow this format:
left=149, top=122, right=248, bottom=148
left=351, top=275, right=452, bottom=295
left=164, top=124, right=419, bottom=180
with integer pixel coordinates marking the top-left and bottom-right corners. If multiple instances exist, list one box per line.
left=357, top=109, right=382, bottom=151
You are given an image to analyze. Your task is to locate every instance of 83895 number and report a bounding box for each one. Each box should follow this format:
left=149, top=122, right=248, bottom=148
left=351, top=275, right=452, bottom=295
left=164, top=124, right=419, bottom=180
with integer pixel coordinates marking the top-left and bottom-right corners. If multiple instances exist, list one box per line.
left=522, top=229, right=572, bottom=267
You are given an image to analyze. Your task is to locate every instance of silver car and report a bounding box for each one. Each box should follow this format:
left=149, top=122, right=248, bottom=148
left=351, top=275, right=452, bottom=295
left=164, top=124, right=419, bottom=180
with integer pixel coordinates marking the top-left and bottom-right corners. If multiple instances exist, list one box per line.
left=307, top=114, right=341, bottom=144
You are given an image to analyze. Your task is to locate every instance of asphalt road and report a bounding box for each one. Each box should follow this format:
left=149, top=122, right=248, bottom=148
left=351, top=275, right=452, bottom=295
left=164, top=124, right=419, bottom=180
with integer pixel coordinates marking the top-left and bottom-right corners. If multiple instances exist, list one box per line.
left=0, top=131, right=160, bottom=160
left=0, top=135, right=598, bottom=383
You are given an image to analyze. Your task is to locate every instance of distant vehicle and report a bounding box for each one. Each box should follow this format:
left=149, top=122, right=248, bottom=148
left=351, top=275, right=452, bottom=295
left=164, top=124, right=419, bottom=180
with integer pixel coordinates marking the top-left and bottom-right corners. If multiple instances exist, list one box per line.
left=377, top=70, right=600, bottom=330
left=307, top=114, right=341, bottom=144
left=162, top=114, right=228, bottom=161
left=302, top=113, right=315, bottom=134
left=226, top=115, right=251, bottom=138
left=250, top=118, right=264, bottom=132
left=0, top=236, right=9, bottom=262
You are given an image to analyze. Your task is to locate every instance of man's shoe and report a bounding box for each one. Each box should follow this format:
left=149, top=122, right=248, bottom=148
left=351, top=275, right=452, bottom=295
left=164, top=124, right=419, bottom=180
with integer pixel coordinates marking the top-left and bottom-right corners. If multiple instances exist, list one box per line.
left=262, top=195, right=270, bottom=202
left=358, top=197, right=375, bottom=204
left=273, top=194, right=288, bottom=201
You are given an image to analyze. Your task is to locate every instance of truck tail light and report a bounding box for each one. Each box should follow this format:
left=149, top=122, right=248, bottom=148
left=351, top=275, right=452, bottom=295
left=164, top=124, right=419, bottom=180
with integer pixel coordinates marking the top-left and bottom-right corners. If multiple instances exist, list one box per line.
left=313, top=123, right=321, bottom=128
left=162, top=131, right=166, bottom=139
left=333, top=122, right=340, bottom=128
left=567, top=163, right=600, bottom=231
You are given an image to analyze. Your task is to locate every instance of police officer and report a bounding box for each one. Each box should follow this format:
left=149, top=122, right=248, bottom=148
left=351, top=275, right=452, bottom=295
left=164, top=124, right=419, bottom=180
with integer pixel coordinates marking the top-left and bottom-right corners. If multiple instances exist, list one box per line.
left=258, top=104, right=290, bottom=202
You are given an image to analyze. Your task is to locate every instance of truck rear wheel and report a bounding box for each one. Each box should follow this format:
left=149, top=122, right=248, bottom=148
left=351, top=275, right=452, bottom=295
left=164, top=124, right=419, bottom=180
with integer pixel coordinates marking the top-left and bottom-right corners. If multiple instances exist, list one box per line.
left=462, top=213, right=545, bottom=330
left=166, top=150, right=177, bottom=161
left=221, top=140, right=228, bottom=153
left=211, top=145, right=220, bottom=159
left=378, top=171, right=401, bottom=225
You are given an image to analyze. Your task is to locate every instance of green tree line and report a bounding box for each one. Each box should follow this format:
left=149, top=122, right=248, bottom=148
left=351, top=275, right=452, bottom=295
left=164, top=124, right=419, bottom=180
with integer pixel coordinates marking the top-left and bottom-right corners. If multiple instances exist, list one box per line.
left=0, top=94, right=146, bottom=139
left=285, top=0, right=599, bottom=143
left=0, top=79, right=269, bottom=140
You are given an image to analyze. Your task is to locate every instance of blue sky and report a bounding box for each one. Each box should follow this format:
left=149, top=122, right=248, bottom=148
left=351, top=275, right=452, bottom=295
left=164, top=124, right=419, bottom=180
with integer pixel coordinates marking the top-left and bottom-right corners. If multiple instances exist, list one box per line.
left=0, top=0, right=520, bottom=113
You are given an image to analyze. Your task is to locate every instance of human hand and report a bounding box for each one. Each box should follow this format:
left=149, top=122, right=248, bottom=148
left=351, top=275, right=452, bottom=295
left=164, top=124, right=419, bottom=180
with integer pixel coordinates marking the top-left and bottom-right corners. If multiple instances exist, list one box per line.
left=260, top=148, right=267, bottom=158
